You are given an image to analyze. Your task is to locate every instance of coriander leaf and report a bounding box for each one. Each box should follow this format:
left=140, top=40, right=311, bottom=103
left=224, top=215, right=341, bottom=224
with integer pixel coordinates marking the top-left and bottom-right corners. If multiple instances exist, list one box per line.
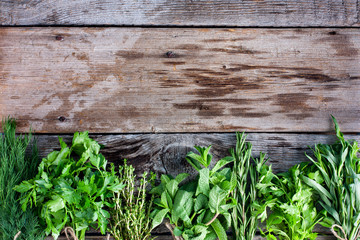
left=13, top=180, right=33, bottom=193
left=47, top=196, right=65, bottom=212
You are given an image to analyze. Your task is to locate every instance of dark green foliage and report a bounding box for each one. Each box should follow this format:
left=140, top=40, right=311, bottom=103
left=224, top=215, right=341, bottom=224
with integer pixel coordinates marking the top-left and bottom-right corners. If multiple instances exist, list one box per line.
left=150, top=145, right=236, bottom=240
left=231, top=132, right=268, bottom=240
left=302, top=116, right=360, bottom=240
left=14, top=131, right=125, bottom=240
left=0, top=118, right=44, bottom=240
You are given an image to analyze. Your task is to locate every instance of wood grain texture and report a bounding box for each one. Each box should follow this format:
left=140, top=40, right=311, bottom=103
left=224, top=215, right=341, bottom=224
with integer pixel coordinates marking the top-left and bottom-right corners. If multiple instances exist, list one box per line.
left=35, top=133, right=360, bottom=175
left=1, top=28, right=360, bottom=133
left=1, top=0, right=360, bottom=27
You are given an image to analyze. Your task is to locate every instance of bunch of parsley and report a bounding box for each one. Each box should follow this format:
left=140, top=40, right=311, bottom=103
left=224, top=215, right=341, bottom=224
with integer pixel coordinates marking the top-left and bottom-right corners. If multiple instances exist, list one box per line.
left=14, top=132, right=125, bottom=240
left=0, top=118, right=44, bottom=240
left=255, top=162, right=322, bottom=240
left=150, top=145, right=236, bottom=240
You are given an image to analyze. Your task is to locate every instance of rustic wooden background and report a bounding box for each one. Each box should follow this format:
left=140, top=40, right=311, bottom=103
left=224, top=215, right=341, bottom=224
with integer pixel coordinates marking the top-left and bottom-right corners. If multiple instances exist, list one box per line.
left=1, top=1, right=360, bottom=239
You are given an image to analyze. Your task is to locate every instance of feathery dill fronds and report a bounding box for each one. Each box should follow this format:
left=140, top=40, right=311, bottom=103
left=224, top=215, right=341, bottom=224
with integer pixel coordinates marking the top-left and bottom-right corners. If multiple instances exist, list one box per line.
left=0, top=118, right=44, bottom=240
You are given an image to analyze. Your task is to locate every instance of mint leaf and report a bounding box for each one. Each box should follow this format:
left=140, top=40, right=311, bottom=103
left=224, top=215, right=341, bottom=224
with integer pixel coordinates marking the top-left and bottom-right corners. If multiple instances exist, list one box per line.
left=209, top=185, right=227, bottom=213
left=196, top=168, right=210, bottom=196
left=152, top=209, right=169, bottom=230
left=210, top=218, right=227, bottom=240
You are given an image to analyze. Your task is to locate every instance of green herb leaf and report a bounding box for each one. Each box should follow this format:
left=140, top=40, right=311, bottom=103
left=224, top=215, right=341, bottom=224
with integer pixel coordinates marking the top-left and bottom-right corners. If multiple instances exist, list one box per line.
left=47, top=196, right=65, bottom=212
left=210, top=218, right=227, bottom=240
left=152, top=209, right=169, bottom=230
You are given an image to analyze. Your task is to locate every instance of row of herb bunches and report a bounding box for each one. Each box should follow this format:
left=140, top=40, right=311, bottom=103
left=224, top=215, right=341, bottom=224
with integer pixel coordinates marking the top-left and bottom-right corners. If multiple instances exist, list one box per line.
left=1, top=116, right=359, bottom=240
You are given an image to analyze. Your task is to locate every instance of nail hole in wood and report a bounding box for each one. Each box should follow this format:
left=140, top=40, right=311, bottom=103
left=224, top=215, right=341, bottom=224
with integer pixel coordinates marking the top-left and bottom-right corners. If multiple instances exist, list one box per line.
left=166, top=51, right=176, bottom=58
left=55, top=35, right=64, bottom=41
left=58, top=116, right=66, bottom=122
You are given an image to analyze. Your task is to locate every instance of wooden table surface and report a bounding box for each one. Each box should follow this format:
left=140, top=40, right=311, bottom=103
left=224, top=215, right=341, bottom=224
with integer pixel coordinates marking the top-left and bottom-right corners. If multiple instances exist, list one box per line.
left=2, top=1, right=360, bottom=239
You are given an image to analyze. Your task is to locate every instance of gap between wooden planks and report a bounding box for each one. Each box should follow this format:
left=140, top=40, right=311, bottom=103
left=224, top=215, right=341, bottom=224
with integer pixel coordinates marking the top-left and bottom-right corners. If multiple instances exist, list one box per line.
left=1, top=0, right=359, bottom=27
left=0, top=28, right=359, bottom=133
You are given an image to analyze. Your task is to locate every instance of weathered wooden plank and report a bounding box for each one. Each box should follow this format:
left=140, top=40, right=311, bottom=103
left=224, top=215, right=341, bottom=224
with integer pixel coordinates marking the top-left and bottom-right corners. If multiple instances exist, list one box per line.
left=35, top=133, right=360, bottom=175
left=1, top=0, right=359, bottom=27
left=1, top=28, right=360, bottom=133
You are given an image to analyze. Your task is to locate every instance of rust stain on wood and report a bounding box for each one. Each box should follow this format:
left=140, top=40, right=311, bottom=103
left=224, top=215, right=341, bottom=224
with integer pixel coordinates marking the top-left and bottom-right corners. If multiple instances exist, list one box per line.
left=72, top=52, right=89, bottom=61
left=115, top=50, right=146, bottom=59
left=163, top=61, right=186, bottom=66
left=321, top=31, right=359, bottom=57
left=230, top=108, right=271, bottom=118
left=174, top=101, right=224, bottom=117
left=273, top=93, right=316, bottom=120
left=176, top=44, right=203, bottom=50
left=209, top=46, right=262, bottom=54
left=279, top=73, right=339, bottom=83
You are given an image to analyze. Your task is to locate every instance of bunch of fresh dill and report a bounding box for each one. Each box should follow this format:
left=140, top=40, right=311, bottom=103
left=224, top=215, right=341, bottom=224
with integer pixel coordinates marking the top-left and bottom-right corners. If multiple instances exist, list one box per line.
left=0, top=118, right=44, bottom=240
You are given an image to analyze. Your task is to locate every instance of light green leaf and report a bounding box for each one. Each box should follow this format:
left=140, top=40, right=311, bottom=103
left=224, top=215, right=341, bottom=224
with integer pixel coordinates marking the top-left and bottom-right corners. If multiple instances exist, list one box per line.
left=107, top=182, right=125, bottom=192
left=166, top=179, right=179, bottom=199
left=174, top=226, right=183, bottom=236
left=194, top=194, right=208, bottom=212
left=172, top=190, right=194, bottom=226
left=196, top=168, right=210, bottom=196
left=210, top=156, right=234, bottom=176
left=175, top=173, right=190, bottom=184
left=186, top=152, right=203, bottom=171
left=161, top=191, right=169, bottom=209
left=301, top=175, right=333, bottom=205
left=161, top=175, right=172, bottom=185
left=47, top=196, right=65, bottom=212
left=152, top=209, right=169, bottom=230
left=209, top=185, right=227, bottom=213
left=210, top=218, right=227, bottom=240
left=14, top=181, right=33, bottom=193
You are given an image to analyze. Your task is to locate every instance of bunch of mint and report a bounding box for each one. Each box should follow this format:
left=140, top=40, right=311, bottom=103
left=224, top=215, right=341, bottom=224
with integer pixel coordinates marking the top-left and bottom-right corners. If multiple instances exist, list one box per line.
left=150, top=145, right=236, bottom=240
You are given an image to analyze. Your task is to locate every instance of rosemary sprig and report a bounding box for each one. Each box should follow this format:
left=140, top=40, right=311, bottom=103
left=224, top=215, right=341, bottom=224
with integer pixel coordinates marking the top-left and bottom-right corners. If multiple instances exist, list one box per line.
left=231, top=132, right=267, bottom=240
